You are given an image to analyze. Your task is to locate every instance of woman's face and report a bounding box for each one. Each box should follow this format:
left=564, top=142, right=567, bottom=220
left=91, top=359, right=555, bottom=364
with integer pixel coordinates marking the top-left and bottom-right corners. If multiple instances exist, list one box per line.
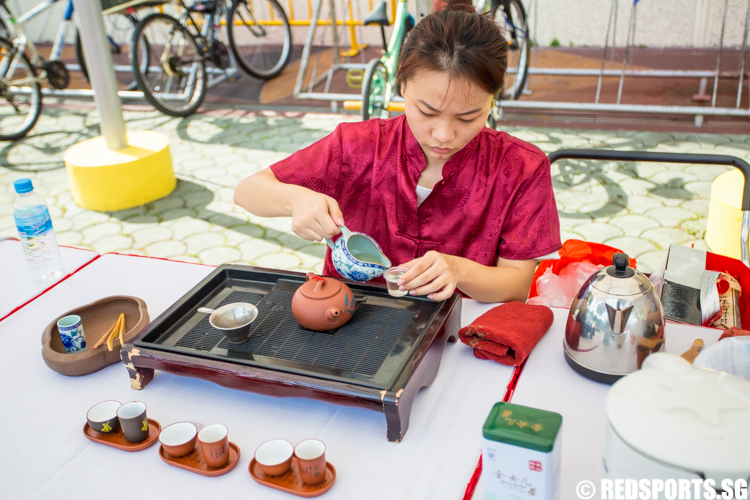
left=401, top=70, right=493, bottom=164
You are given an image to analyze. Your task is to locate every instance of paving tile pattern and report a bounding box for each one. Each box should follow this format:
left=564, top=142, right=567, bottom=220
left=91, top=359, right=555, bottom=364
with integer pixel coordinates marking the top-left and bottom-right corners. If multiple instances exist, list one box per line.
left=2, top=104, right=748, bottom=275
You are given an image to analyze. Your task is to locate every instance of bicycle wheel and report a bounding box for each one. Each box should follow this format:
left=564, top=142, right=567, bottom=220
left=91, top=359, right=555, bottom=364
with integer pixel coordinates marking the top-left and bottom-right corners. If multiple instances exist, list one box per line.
left=492, top=0, right=529, bottom=101
left=228, top=0, right=292, bottom=79
left=361, top=59, right=389, bottom=121
left=130, top=13, right=207, bottom=117
left=0, top=38, right=42, bottom=141
left=76, top=13, right=148, bottom=92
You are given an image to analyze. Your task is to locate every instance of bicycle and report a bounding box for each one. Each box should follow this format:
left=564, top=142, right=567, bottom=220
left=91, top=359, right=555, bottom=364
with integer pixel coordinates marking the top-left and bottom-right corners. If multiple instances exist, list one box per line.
left=130, top=0, right=292, bottom=117
left=359, top=0, right=414, bottom=120
left=479, top=0, right=530, bottom=128
left=359, top=0, right=528, bottom=123
left=475, top=0, right=530, bottom=102
left=0, top=0, right=150, bottom=141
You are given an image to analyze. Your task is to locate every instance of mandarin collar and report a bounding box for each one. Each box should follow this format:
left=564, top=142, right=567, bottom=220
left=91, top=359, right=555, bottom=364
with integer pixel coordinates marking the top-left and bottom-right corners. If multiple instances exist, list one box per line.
left=402, top=115, right=481, bottom=185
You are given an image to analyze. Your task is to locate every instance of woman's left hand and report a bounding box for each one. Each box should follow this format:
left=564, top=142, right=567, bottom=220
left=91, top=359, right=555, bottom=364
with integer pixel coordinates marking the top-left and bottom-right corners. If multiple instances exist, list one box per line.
left=399, top=251, right=461, bottom=301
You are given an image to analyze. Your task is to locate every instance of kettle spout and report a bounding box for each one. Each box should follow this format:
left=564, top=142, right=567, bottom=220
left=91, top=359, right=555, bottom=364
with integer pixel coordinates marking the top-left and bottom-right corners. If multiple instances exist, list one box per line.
left=605, top=304, right=634, bottom=336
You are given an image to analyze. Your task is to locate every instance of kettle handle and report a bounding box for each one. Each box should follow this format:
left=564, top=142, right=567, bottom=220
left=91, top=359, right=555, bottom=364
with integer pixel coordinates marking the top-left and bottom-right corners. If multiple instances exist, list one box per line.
left=325, top=225, right=353, bottom=250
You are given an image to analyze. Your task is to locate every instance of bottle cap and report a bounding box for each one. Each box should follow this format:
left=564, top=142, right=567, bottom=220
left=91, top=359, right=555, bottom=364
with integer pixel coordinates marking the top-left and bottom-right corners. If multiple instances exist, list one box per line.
left=13, top=179, right=33, bottom=194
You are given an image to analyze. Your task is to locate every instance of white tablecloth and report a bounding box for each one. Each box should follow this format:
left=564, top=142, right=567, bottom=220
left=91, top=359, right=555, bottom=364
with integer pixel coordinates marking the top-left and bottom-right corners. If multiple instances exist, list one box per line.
left=0, top=254, right=515, bottom=500
left=0, top=238, right=99, bottom=321
left=482, top=307, right=724, bottom=499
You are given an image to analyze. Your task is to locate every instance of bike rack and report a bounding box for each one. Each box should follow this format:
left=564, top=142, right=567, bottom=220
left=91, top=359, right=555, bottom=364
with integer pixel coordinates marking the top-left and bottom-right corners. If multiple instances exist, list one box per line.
left=293, top=0, right=431, bottom=108
left=293, top=0, right=368, bottom=108
left=501, top=0, right=750, bottom=127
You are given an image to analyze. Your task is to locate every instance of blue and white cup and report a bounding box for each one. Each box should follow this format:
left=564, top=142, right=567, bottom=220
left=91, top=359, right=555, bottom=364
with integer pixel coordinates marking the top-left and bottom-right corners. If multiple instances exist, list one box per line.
left=57, top=315, right=87, bottom=353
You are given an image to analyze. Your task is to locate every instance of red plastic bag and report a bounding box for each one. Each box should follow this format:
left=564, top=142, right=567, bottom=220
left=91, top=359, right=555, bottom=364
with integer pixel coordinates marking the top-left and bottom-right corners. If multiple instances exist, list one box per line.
left=529, top=239, right=637, bottom=299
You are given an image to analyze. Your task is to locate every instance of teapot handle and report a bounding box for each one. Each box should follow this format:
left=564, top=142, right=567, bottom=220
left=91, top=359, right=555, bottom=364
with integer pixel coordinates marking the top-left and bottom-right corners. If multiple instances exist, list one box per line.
left=324, top=225, right=353, bottom=250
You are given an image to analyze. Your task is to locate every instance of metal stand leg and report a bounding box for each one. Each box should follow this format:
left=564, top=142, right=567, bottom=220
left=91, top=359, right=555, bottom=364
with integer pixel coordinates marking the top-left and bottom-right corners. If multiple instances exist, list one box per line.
left=596, top=0, right=618, bottom=104
left=711, top=0, right=729, bottom=108
left=294, top=0, right=324, bottom=98
left=693, top=77, right=711, bottom=102
left=736, top=0, right=750, bottom=108
left=616, top=1, right=637, bottom=105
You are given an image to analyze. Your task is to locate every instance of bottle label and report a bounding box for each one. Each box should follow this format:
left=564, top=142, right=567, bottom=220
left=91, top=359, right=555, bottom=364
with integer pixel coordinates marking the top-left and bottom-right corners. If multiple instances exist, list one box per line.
left=15, top=209, right=52, bottom=237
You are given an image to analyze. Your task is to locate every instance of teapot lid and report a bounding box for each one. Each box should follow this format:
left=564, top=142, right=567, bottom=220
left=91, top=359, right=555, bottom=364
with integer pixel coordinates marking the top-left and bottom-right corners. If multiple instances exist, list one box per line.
left=590, top=253, right=654, bottom=297
left=299, top=274, right=342, bottom=300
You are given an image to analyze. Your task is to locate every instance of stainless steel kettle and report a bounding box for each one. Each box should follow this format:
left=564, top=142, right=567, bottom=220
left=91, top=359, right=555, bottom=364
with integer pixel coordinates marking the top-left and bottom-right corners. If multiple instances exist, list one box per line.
left=564, top=253, right=665, bottom=384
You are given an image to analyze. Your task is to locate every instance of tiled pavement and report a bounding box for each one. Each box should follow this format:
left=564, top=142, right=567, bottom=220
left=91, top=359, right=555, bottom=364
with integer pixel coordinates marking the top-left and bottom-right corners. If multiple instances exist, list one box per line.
left=1, top=103, right=748, bottom=275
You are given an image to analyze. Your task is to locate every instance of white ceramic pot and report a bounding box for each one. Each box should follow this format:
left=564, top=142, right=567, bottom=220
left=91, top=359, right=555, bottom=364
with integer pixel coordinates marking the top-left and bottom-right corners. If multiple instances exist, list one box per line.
left=604, top=353, right=750, bottom=485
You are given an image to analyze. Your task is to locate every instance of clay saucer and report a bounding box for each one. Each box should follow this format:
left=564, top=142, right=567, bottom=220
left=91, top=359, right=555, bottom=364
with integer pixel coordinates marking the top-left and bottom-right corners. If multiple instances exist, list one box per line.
left=159, top=442, right=240, bottom=477
left=42, top=296, right=149, bottom=376
left=83, top=418, right=161, bottom=452
left=249, top=456, right=336, bottom=497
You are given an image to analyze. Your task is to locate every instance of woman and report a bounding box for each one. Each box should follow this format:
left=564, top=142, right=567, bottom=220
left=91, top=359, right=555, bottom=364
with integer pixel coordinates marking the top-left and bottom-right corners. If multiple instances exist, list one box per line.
left=234, top=0, right=561, bottom=303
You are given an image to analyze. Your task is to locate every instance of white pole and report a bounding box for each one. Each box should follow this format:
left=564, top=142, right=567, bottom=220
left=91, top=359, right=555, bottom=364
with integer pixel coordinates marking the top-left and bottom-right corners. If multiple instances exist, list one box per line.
left=72, top=0, right=128, bottom=150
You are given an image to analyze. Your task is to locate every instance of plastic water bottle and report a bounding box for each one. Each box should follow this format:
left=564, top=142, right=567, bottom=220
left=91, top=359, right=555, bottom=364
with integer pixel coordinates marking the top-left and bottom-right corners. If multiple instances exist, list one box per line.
left=13, top=178, right=64, bottom=283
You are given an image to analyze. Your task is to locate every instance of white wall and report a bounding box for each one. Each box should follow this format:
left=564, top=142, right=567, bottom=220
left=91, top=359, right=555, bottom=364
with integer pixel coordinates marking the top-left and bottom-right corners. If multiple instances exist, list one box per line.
left=14, top=0, right=750, bottom=49
left=529, top=0, right=749, bottom=48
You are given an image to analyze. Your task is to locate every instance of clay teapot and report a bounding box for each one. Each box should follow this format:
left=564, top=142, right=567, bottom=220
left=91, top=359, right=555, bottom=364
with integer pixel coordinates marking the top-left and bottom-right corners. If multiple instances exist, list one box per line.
left=291, top=273, right=366, bottom=331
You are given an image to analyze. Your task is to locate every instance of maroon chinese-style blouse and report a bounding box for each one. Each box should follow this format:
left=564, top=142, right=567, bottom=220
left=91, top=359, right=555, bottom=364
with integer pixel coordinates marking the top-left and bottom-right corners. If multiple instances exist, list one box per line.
left=270, top=114, right=561, bottom=280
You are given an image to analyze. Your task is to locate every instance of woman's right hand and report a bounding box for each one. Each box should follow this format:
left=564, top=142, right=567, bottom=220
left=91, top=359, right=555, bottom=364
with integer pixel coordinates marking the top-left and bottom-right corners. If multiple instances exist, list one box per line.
left=289, top=188, right=345, bottom=242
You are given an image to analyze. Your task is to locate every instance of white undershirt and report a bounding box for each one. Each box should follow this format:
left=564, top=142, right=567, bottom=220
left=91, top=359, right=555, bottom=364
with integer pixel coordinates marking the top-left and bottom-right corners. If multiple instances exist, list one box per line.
left=414, top=184, right=560, bottom=261
left=416, top=184, right=432, bottom=206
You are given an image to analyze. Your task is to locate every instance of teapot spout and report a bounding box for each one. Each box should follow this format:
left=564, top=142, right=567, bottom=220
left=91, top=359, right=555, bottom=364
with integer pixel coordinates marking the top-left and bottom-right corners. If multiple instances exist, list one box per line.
left=326, top=306, right=342, bottom=322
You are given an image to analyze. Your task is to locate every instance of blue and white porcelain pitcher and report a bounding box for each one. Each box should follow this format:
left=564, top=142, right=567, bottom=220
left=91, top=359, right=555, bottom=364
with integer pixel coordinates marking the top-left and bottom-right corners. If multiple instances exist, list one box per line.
left=325, top=226, right=392, bottom=282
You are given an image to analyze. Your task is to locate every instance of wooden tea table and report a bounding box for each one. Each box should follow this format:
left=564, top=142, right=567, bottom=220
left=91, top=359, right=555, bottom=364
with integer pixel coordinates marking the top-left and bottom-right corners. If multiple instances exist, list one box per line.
left=0, top=254, right=516, bottom=500
left=496, top=307, right=724, bottom=499
left=0, top=237, right=99, bottom=321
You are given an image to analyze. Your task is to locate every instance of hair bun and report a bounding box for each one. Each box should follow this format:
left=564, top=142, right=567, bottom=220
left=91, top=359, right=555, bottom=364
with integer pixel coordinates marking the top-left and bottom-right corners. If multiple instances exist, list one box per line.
left=440, top=0, right=476, bottom=13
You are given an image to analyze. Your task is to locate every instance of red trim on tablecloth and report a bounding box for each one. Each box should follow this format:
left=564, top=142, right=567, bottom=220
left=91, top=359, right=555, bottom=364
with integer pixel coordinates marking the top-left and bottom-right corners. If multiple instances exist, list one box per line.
left=462, top=362, right=526, bottom=499
left=107, top=252, right=217, bottom=267
left=462, top=455, right=483, bottom=500
left=0, top=254, right=102, bottom=323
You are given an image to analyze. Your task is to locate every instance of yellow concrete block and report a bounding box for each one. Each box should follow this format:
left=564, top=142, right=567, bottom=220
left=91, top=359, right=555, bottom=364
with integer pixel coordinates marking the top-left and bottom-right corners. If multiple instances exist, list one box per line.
left=706, top=168, right=744, bottom=260
left=64, top=130, right=176, bottom=212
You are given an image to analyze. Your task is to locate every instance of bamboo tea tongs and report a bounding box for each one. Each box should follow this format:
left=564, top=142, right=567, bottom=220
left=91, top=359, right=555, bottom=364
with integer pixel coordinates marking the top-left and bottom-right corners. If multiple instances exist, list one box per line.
left=91, top=314, right=125, bottom=351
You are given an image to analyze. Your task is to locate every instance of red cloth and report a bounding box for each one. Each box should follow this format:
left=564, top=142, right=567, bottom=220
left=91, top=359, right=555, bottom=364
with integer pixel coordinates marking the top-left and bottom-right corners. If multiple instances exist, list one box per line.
left=458, top=302, right=554, bottom=366
left=719, top=326, right=750, bottom=341
left=270, top=114, right=561, bottom=282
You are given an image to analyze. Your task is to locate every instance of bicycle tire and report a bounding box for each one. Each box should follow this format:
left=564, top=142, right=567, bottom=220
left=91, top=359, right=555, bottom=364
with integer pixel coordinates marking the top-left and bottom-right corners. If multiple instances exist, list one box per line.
left=227, top=0, right=292, bottom=79
left=76, top=13, right=147, bottom=92
left=0, top=37, right=42, bottom=141
left=493, top=0, right=529, bottom=101
left=130, top=13, right=207, bottom=117
left=361, top=59, right=389, bottom=121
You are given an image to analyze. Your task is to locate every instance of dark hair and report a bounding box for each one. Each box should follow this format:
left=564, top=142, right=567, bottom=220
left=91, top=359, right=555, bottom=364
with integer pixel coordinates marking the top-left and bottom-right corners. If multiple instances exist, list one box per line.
left=396, top=0, right=508, bottom=97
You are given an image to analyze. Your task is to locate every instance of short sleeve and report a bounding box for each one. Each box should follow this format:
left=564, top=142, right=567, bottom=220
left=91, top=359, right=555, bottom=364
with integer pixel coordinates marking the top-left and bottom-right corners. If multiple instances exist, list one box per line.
left=269, top=124, right=344, bottom=198
left=498, top=154, right=562, bottom=260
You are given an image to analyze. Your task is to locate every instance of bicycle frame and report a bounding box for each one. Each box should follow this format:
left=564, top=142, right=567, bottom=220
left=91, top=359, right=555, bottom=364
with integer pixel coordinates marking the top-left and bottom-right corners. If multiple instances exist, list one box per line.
left=178, top=0, right=225, bottom=52
left=378, top=0, right=409, bottom=108
left=0, top=0, right=74, bottom=67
